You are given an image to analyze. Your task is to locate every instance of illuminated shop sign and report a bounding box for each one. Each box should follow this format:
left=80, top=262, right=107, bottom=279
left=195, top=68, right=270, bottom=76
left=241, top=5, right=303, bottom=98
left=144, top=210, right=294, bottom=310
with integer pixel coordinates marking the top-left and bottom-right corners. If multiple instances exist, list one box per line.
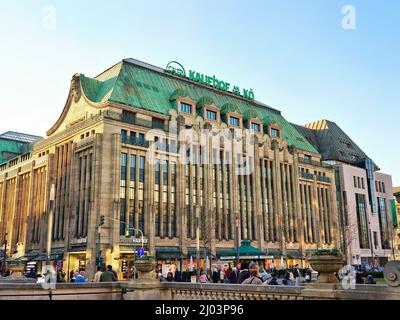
left=165, top=61, right=255, bottom=101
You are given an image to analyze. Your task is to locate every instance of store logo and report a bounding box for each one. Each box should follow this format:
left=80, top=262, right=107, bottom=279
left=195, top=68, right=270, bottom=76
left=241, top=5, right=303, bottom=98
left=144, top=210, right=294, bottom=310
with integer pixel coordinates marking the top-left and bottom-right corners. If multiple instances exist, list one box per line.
left=165, top=61, right=186, bottom=77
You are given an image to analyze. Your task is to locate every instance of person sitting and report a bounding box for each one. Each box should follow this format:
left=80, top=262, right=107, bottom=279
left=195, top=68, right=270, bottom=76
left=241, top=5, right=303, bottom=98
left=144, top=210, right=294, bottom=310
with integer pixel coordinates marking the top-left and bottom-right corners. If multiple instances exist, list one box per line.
left=237, top=262, right=251, bottom=284
left=26, top=268, right=38, bottom=279
left=199, top=273, right=208, bottom=283
left=166, top=272, right=174, bottom=282
left=282, top=270, right=291, bottom=286
left=365, top=274, right=376, bottom=284
left=75, top=271, right=87, bottom=283
left=100, top=265, right=117, bottom=282
left=242, top=262, right=263, bottom=285
left=265, top=273, right=278, bottom=285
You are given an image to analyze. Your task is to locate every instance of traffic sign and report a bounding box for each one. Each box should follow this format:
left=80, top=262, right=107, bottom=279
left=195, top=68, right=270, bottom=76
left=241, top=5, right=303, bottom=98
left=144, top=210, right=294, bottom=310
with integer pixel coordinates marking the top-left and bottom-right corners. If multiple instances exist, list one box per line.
left=137, top=248, right=144, bottom=257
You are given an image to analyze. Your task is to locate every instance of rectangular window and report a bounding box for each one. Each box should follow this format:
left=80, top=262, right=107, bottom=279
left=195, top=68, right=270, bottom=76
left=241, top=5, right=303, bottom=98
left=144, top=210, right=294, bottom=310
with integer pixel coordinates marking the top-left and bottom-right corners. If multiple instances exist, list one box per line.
left=361, top=177, right=365, bottom=189
left=152, top=118, right=164, bottom=130
left=354, top=176, right=357, bottom=188
left=180, top=102, right=192, bottom=114
left=271, top=128, right=280, bottom=138
left=230, top=116, right=239, bottom=126
left=138, top=133, right=145, bottom=144
left=355, top=193, right=369, bottom=249
left=357, top=177, right=361, bottom=189
left=304, top=155, right=312, bottom=162
left=206, top=110, right=217, bottom=121
left=121, top=129, right=127, bottom=144
left=378, top=197, right=390, bottom=249
left=251, top=123, right=260, bottom=132
left=139, top=156, right=145, bottom=182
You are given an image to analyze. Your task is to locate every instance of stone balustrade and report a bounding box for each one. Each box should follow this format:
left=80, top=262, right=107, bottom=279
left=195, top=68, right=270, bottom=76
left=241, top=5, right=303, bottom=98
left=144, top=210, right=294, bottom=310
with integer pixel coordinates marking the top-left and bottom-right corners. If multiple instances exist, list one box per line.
left=0, top=281, right=399, bottom=300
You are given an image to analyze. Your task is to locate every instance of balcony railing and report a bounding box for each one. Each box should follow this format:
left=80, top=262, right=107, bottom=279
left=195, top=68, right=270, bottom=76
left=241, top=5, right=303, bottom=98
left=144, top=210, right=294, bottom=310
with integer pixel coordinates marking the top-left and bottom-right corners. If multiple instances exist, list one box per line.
left=299, top=172, right=331, bottom=183
left=298, top=157, right=332, bottom=169
left=299, top=172, right=314, bottom=180
left=316, top=175, right=331, bottom=183
left=122, top=135, right=150, bottom=148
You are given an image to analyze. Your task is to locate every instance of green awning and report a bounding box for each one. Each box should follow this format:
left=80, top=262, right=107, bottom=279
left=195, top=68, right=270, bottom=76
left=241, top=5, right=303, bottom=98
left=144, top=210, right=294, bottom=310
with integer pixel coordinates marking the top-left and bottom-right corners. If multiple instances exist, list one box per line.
left=155, top=246, right=183, bottom=259
left=222, top=240, right=268, bottom=259
left=392, top=200, right=398, bottom=228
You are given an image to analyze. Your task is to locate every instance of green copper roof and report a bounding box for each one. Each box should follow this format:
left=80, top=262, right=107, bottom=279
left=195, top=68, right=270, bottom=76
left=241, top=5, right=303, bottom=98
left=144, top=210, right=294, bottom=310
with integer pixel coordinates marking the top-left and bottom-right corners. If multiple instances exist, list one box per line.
left=80, top=59, right=318, bottom=153
left=0, top=139, right=27, bottom=164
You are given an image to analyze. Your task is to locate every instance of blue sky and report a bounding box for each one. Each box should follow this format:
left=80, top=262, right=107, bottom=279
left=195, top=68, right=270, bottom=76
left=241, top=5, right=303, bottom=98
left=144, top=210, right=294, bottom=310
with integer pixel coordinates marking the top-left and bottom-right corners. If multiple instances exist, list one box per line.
left=0, top=0, right=399, bottom=185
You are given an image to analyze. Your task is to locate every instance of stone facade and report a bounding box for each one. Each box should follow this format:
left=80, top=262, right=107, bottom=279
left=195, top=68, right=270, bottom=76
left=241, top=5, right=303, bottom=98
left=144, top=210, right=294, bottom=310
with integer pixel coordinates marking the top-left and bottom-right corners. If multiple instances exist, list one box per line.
left=0, top=59, right=341, bottom=280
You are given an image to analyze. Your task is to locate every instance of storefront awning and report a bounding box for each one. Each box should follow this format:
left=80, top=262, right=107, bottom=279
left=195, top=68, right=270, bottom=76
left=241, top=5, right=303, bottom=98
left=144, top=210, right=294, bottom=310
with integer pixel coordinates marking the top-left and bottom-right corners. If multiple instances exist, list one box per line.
left=6, top=252, right=25, bottom=263
left=155, top=246, right=183, bottom=259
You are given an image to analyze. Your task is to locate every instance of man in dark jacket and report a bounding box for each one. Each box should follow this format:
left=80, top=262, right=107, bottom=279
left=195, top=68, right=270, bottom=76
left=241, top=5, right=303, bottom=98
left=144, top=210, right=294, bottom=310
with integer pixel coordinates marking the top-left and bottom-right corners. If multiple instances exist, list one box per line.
left=268, top=273, right=279, bottom=285
left=237, top=262, right=250, bottom=284
left=212, top=268, right=219, bottom=283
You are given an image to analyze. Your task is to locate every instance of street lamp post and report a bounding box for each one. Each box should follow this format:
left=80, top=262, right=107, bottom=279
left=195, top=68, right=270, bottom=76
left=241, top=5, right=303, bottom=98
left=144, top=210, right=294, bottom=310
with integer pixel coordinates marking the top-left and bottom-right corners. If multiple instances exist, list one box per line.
left=235, top=217, right=239, bottom=267
left=195, top=206, right=200, bottom=283
left=46, top=184, right=56, bottom=267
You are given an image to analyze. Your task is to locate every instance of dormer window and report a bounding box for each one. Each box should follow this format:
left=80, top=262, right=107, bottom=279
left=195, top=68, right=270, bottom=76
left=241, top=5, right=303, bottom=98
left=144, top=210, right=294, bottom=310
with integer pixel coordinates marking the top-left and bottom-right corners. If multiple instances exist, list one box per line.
left=206, top=110, right=217, bottom=121
left=180, top=102, right=192, bottom=114
left=230, top=116, right=240, bottom=126
left=251, top=123, right=260, bottom=132
left=271, top=128, right=280, bottom=138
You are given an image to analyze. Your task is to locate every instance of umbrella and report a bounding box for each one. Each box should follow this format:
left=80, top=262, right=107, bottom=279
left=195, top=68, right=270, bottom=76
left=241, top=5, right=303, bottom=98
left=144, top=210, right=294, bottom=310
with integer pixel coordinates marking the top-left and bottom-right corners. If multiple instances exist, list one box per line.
left=189, top=256, right=193, bottom=272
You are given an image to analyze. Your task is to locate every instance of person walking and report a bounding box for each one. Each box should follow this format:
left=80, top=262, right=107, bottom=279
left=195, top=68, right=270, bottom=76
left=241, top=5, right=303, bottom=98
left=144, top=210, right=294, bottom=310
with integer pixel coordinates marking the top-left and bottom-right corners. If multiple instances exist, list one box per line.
left=237, top=262, right=251, bottom=284
left=242, top=262, right=263, bottom=285
left=100, top=265, right=117, bottom=282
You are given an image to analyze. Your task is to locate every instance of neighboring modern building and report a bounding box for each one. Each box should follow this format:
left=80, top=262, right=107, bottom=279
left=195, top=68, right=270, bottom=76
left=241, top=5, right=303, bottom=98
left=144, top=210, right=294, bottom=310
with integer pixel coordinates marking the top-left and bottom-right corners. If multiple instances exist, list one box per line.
left=0, top=58, right=346, bottom=280
left=294, top=120, right=395, bottom=267
left=394, top=187, right=400, bottom=260
left=0, top=131, right=42, bottom=164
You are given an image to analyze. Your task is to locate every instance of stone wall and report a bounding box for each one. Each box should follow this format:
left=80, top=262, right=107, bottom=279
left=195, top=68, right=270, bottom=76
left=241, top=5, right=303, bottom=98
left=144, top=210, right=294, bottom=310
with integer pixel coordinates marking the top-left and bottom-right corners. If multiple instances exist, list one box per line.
left=0, top=281, right=399, bottom=300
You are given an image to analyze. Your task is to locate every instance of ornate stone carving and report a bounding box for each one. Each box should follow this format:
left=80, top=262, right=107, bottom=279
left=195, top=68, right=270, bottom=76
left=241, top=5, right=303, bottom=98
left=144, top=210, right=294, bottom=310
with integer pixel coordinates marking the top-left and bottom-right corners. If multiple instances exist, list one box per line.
left=384, top=261, right=400, bottom=287
left=71, top=74, right=82, bottom=103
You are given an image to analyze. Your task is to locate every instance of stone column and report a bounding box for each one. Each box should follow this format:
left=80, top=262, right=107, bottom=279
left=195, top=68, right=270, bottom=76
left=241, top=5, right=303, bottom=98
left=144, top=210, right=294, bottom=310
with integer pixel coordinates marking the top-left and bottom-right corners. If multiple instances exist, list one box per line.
left=312, top=177, right=322, bottom=248
left=292, top=153, right=303, bottom=250
left=272, top=141, right=284, bottom=254
left=86, top=134, right=102, bottom=280
left=253, top=138, right=263, bottom=250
